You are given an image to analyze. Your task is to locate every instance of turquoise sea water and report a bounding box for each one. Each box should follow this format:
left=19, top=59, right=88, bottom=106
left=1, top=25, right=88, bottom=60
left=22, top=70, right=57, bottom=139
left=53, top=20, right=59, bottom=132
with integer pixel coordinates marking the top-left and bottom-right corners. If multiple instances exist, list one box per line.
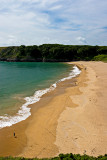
left=0, top=62, right=72, bottom=117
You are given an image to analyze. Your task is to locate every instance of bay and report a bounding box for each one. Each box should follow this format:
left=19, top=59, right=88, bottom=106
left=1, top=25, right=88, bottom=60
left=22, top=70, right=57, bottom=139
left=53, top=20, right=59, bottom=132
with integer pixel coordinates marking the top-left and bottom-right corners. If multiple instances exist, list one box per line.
left=0, top=62, right=72, bottom=116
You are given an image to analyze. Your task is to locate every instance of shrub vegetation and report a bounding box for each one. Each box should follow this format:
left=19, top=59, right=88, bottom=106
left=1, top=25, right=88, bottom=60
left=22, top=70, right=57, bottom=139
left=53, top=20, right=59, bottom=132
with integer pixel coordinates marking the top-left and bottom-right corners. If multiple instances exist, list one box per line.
left=92, top=54, right=107, bottom=62
left=0, top=44, right=107, bottom=62
left=0, top=153, right=107, bottom=160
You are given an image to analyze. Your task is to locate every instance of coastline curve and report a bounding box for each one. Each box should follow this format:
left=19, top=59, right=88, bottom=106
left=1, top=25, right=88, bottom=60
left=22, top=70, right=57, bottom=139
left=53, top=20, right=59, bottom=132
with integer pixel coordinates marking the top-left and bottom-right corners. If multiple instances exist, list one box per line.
left=0, top=65, right=81, bottom=129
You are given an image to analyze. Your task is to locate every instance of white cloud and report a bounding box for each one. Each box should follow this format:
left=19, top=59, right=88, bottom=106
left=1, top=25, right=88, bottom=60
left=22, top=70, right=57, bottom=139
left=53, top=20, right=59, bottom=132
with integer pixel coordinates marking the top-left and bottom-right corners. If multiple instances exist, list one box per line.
left=0, top=0, right=107, bottom=46
left=76, top=37, right=87, bottom=44
left=49, top=5, right=62, bottom=11
left=7, top=35, right=18, bottom=45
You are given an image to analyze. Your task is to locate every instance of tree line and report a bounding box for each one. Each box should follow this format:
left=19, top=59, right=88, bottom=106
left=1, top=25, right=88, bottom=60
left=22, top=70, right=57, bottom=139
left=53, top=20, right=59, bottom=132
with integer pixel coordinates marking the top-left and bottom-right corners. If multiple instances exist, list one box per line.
left=0, top=44, right=107, bottom=62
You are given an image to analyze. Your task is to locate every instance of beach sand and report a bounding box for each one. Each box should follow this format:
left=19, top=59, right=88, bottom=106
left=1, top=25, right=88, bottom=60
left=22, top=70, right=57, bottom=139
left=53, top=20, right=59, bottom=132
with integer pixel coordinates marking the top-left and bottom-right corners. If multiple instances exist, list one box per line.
left=0, top=61, right=107, bottom=158
left=55, top=61, right=107, bottom=157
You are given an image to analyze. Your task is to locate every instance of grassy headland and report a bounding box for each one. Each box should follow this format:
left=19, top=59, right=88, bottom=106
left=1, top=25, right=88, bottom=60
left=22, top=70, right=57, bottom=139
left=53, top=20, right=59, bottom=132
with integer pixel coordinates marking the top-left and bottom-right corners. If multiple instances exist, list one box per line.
left=0, top=44, right=107, bottom=62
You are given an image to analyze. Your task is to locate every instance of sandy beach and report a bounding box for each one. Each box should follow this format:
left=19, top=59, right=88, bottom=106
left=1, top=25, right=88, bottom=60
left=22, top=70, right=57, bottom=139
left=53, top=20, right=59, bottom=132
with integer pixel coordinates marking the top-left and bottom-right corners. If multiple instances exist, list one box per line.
left=0, top=61, right=107, bottom=158
left=55, top=61, right=107, bottom=157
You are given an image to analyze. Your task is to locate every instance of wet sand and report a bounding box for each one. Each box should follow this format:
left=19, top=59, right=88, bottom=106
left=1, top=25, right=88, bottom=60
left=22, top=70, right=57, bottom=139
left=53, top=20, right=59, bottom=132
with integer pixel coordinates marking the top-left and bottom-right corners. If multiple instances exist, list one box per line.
left=0, top=61, right=107, bottom=158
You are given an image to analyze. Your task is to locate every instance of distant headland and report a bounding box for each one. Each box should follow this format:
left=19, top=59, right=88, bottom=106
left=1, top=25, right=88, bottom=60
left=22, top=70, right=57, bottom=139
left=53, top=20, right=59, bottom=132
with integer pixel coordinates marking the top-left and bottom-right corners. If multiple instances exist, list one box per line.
left=0, top=44, right=107, bottom=62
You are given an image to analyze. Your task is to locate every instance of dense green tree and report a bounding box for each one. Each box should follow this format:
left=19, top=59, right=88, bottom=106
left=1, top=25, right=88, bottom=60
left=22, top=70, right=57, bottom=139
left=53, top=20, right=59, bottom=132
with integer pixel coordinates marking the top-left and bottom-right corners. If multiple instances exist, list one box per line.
left=96, top=47, right=107, bottom=55
left=0, top=44, right=107, bottom=62
left=25, top=45, right=41, bottom=59
left=19, top=45, right=26, bottom=56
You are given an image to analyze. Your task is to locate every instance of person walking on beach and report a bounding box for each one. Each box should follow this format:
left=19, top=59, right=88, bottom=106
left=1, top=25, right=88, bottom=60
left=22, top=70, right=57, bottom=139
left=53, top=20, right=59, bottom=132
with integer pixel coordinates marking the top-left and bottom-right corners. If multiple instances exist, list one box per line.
left=14, top=132, right=16, bottom=137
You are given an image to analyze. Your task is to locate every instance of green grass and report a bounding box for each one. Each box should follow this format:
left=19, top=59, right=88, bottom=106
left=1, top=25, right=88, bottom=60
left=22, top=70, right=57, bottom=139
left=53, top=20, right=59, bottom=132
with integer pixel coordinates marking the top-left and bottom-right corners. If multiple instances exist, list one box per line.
left=0, top=153, right=107, bottom=160
left=93, top=54, right=107, bottom=62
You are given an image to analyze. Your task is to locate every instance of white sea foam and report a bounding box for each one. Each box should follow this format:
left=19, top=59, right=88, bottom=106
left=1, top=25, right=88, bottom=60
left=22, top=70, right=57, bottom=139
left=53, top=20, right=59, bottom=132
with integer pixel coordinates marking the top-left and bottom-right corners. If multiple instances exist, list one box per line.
left=0, top=65, right=81, bottom=129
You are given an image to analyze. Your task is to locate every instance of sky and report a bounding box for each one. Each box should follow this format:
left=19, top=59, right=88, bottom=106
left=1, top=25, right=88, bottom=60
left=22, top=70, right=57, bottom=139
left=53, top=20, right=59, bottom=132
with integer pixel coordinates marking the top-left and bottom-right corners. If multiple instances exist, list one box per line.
left=0, top=0, right=107, bottom=46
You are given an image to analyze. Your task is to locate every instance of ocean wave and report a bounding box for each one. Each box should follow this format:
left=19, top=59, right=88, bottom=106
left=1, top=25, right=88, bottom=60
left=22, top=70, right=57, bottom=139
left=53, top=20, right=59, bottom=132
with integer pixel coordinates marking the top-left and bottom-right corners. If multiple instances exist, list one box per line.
left=0, top=65, right=81, bottom=129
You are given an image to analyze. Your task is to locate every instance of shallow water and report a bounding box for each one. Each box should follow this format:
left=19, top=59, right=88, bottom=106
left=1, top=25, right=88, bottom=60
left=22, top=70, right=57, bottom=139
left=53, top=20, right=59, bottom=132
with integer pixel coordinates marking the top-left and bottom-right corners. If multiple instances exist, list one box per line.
left=0, top=62, right=72, bottom=117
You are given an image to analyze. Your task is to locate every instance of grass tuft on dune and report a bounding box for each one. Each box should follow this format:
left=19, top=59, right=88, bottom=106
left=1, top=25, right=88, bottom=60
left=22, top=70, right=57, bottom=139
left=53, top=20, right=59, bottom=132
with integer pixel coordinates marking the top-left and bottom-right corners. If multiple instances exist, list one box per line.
left=0, top=153, right=107, bottom=160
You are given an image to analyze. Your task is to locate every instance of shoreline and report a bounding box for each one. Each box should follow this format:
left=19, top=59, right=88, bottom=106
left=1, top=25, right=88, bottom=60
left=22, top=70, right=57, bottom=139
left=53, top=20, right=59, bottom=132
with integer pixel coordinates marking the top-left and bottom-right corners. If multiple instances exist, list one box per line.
left=0, top=61, right=107, bottom=158
left=0, top=63, right=80, bottom=157
left=0, top=64, right=80, bottom=129
left=55, top=61, right=107, bottom=157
